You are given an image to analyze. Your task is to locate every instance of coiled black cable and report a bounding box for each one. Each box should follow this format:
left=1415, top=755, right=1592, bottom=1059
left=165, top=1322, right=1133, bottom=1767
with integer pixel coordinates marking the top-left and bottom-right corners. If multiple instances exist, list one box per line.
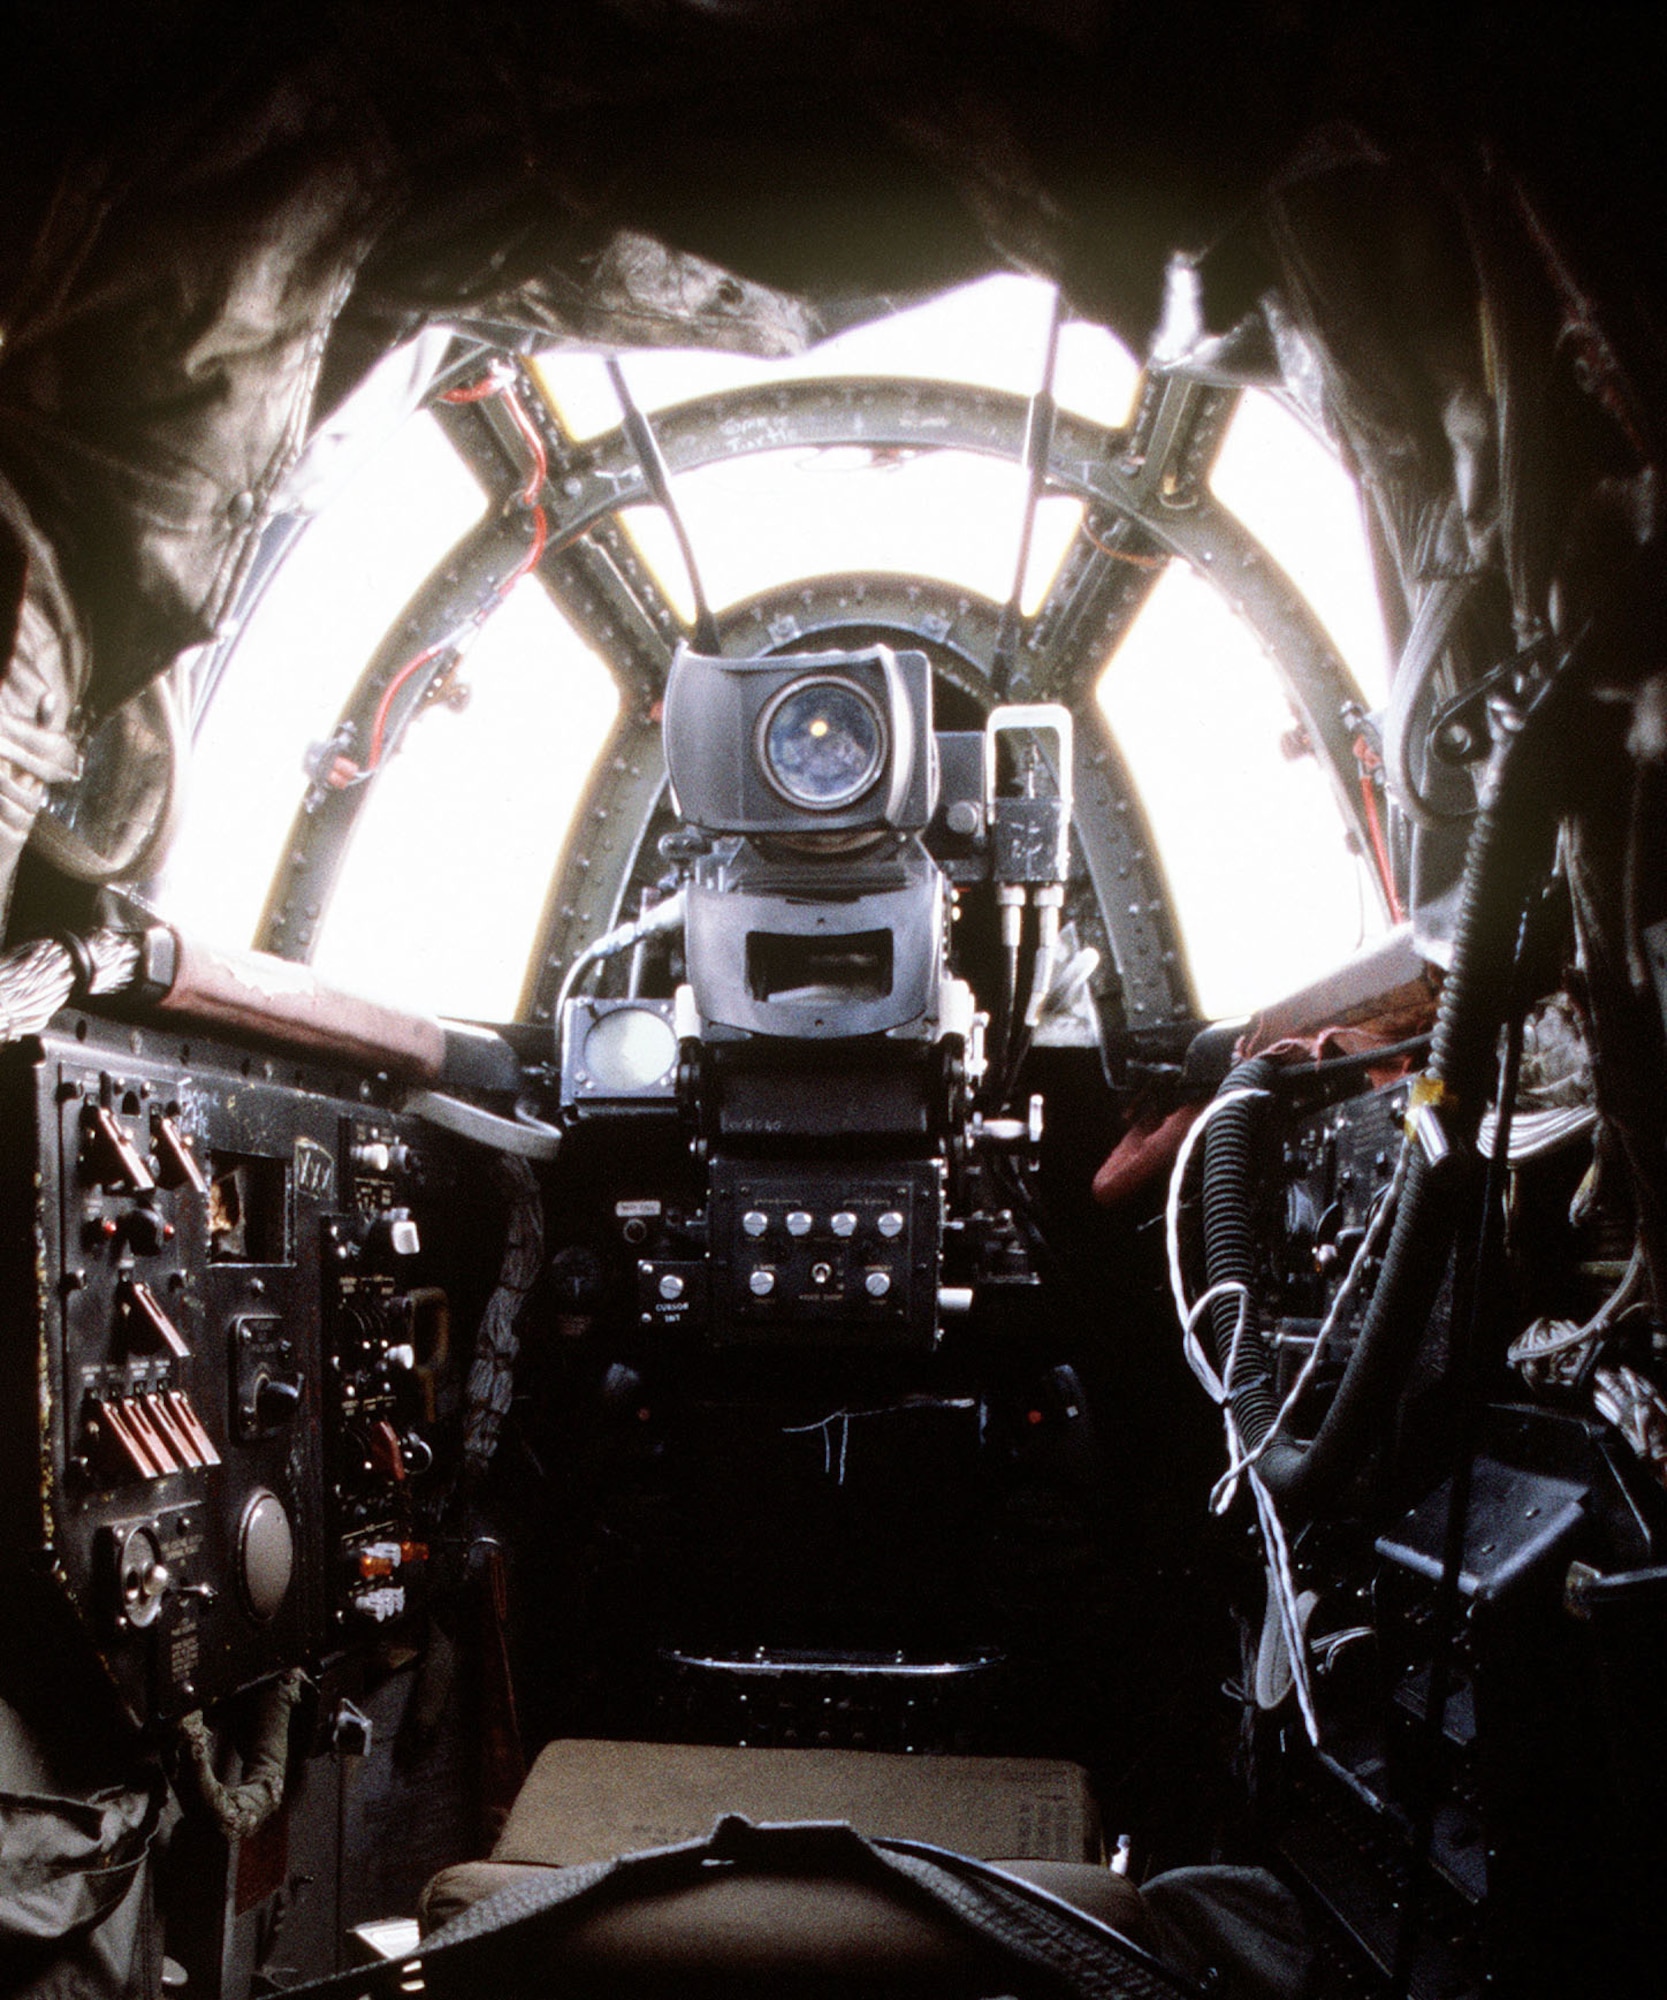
left=1198, top=680, right=1565, bottom=1517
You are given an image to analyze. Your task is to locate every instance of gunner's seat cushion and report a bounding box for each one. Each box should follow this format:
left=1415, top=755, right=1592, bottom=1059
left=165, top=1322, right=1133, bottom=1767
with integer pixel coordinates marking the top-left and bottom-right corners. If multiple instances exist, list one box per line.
left=420, top=1852, right=1152, bottom=1949
left=493, top=1737, right=1105, bottom=1867
left=421, top=1738, right=1152, bottom=1949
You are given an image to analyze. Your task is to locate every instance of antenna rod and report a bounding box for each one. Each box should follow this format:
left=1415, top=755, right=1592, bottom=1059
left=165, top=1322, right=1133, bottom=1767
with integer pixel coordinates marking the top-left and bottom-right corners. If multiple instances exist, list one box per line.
left=605, top=356, right=722, bottom=654
left=992, top=287, right=1067, bottom=698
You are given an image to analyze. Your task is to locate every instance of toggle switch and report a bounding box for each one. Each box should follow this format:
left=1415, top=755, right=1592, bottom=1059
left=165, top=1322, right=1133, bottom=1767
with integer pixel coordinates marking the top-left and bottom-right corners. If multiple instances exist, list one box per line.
left=166, top=1391, right=220, bottom=1467
left=86, top=1107, right=154, bottom=1193
left=155, top=1116, right=208, bottom=1194
left=98, top=1399, right=163, bottom=1479
left=120, top=1278, right=190, bottom=1359
left=145, top=1392, right=204, bottom=1470
left=370, top=1210, right=420, bottom=1257
left=368, top=1418, right=407, bottom=1482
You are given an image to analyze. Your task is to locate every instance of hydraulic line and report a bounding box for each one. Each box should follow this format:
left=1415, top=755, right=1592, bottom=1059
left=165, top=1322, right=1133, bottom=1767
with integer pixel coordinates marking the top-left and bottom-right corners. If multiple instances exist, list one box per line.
left=1381, top=568, right=1484, bottom=829
left=554, top=889, right=687, bottom=1019
left=995, top=885, right=1064, bottom=1104
left=177, top=1668, right=307, bottom=1841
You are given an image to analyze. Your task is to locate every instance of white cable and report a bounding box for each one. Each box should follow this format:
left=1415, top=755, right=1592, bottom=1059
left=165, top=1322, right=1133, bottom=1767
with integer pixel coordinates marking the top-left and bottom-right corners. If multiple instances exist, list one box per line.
left=555, top=890, right=686, bottom=1019
left=1166, top=1081, right=1410, bottom=1750
left=1181, top=1278, right=1253, bottom=1410
left=1170, top=1094, right=1408, bottom=1504
left=1022, top=894, right=1063, bottom=1031
left=1249, top=1466, right=1320, bottom=1744
left=1477, top=1102, right=1597, bottom=1161
left=1163, top=1086, right=1270, bottom=1331
left=1178, top=1279, right=1320, bottom=1742
left=0, top=928, right=141, bottom=1043
left=1506, top=1239, right=1646, bottom=1375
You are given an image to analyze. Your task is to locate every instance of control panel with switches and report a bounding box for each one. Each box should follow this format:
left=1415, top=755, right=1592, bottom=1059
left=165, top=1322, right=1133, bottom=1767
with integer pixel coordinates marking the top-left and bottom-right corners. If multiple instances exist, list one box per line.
left=0, top=1013, right=468, bottom=1727
left=694, top=1160, right=942, bottom=1347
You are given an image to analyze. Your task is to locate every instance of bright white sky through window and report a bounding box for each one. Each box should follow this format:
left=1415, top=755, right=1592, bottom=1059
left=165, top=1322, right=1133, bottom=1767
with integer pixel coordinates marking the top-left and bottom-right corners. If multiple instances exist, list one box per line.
left=165, top=274, right=1389, bottom=1023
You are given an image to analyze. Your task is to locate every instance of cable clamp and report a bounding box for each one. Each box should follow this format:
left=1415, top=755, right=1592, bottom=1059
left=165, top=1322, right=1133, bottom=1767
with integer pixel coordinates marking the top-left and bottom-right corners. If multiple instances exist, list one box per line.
left=1405, top=1073, right=1456, bottom=1165
left=51, top=931, right=97, bottom=999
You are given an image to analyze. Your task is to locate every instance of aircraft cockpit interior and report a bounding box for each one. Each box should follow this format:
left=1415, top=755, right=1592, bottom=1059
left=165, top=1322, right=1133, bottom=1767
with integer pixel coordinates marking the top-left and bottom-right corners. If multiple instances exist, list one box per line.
left=3, top=11, right=1667, bottom=1998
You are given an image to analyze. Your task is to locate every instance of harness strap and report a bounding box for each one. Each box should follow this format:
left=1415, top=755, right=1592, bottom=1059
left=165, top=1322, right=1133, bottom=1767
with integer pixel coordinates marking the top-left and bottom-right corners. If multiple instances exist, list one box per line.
left=286, top=1814, right=1193, bottom=2000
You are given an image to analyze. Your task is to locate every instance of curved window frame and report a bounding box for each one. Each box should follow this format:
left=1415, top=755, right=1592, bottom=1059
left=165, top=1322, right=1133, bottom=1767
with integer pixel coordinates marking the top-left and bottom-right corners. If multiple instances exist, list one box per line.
left=180, top=329, right=1387, bottom=1033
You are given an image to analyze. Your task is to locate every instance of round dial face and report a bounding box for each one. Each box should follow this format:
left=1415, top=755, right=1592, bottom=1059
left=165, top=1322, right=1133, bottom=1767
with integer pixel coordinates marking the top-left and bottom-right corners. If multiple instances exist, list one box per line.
left=757, top=677, right=887, bottom=810
left=583, top=1004, right=677, bottom=1092
left=239, top=1489, right=295, bottom=1621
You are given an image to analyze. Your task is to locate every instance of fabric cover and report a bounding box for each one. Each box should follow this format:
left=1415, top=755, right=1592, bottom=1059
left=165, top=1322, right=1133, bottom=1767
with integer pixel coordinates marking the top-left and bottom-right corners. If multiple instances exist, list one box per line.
left=421, top=1852, right=1153, bottom=1948
left=346, top=1812, right=1188, bottom=2000
left=491, top=1736, right=1103, bottom=1869
left=0, top=1696, right=165, bottom=2000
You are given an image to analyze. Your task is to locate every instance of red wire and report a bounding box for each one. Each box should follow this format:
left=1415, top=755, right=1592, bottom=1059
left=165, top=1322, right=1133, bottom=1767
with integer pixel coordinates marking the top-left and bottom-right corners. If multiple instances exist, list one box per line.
left=365, top=639, right=449, bottom=770
left=439, top=370, right=548, bottom=500
left=352, top=502, right=549, bottom=776
left=1079, top=518, right=1167, bottom=567
left=499, top=389, right=549, bottom=505
left=503, top=502, right=549, bottom=589
left=328, top=373, right=549, bottom=788
left=440, top=373, right=507, bottom=405
left=1353, top=734, right=1405, bottom=923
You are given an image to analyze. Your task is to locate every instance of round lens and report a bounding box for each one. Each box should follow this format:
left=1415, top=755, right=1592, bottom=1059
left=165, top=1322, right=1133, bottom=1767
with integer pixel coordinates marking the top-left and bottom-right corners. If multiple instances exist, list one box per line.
left=759, top=678, right=886, bottom=810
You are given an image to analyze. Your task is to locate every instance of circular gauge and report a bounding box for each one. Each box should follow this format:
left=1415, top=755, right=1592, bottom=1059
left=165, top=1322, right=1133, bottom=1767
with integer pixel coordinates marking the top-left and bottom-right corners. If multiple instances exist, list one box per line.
left=239, top=1488, right=295, bottom=1621
left=583, top=1005, right=678, bottom=1093
left=757, top=677, right=886, bottom=810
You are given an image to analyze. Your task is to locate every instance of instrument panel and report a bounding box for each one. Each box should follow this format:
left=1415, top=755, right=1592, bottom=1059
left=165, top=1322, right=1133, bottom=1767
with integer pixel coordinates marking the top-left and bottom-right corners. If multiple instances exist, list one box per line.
left=0, top=1012, right=470, bottom=1729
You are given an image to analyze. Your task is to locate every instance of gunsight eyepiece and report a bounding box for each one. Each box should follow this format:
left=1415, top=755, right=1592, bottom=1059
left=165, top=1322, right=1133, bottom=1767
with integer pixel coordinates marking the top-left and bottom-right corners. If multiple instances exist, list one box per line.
left=757, top=676, right=888, bottom=811
left=663, top=643, right=936, bottom=839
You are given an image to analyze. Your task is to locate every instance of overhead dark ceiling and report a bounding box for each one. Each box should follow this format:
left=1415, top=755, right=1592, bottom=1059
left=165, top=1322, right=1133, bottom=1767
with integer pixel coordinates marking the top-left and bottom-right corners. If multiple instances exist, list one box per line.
left=0, top=0, right=1661, bottom=1027
left=2, top=1, right=1661, bottom=713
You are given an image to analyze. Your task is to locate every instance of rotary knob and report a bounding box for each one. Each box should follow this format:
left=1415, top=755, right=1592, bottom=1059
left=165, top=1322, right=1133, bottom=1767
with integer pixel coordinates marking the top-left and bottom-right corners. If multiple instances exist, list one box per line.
left=254, top=1375, right=302, bottom=1427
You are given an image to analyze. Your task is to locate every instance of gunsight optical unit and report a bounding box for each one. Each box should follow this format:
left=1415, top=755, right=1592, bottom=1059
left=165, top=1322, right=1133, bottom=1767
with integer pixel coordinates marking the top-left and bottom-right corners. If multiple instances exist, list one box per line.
left=663, top=644, right=935, bottom=839
left=756, top=676, right=888, bottom=812
left=661, top=643, right=947, bottom=1042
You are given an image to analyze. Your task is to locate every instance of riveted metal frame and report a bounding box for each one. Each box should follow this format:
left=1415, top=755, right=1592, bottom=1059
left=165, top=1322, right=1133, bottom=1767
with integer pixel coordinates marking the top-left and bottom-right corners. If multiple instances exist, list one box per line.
left=250, top=360, right=1377, bottom=1034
